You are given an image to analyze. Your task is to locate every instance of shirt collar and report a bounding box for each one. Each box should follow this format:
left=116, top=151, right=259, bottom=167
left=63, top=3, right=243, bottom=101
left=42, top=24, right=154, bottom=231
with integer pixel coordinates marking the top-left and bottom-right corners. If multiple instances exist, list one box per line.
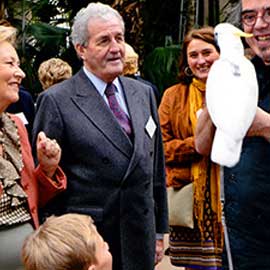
left=83, top=66, right=121, bottom=96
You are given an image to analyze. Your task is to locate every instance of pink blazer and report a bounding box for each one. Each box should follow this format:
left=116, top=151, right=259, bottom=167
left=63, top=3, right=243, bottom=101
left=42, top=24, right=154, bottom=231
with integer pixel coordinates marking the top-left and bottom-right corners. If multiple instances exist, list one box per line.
left=0, top=114, right=67, bottom=228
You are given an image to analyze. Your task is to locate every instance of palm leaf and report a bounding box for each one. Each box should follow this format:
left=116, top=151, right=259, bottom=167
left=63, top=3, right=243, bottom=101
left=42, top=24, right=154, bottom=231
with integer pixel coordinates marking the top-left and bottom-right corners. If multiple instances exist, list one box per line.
left=142, top=45, right=181, bottom=95
left=28, top=22, right=68, bottom=47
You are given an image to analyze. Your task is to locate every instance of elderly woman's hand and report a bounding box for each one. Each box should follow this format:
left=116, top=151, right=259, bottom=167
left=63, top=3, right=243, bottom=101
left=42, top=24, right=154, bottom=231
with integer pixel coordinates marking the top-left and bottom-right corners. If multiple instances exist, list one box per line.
left=36, top=131, right=61, bottom=178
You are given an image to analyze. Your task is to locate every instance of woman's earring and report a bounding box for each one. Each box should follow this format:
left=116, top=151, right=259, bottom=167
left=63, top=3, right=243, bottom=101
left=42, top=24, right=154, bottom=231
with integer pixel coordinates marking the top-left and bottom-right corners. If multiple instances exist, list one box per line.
left=184, top=66, right=193, bottom=77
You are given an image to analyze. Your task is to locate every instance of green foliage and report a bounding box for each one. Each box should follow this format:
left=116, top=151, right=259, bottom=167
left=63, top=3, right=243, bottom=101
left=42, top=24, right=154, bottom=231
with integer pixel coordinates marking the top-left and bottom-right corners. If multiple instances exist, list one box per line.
left=17, top=22, right=69, bottom=96
left=4, top=0, right=71, bottom=95
left=28, top=22, right=67, bottom=48
left=142, top=45, right=181, bottom=96
left=30, top=0, right=60, bottom=22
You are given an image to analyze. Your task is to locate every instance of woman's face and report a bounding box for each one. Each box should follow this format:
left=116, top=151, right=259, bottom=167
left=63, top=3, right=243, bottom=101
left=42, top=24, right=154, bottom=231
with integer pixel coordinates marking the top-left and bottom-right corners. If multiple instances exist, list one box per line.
left=187, top=39, right=219, bottom=82
left=0, top=41, right=25, bottom=111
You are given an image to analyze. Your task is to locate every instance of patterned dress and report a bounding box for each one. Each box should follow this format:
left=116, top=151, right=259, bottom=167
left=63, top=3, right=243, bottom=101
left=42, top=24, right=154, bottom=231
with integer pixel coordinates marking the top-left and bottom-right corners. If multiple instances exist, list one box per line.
left=159, top=79, right=223, bottom=269
left=169, top=169, right=223, bottom=269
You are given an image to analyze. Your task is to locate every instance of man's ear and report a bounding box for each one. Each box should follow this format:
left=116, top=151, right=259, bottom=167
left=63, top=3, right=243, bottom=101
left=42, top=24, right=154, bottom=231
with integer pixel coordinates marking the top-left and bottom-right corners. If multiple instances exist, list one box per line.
left=75, top=44, right=86, bottom=60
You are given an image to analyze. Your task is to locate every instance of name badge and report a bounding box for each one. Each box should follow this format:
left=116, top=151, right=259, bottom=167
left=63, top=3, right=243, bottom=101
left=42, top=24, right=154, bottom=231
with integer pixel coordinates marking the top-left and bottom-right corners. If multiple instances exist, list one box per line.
left=15, top=112, right=29, bottom=125
left=145, top=116, right=156, bottom=138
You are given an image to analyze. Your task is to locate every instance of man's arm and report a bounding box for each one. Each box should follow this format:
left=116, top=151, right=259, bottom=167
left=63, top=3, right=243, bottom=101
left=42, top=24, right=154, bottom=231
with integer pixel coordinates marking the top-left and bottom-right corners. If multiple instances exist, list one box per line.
left=195, top=107, right=270, bottom=158
left=247, top=108, right=270, bottom=141
left=194, top=107, right=216, bottom=156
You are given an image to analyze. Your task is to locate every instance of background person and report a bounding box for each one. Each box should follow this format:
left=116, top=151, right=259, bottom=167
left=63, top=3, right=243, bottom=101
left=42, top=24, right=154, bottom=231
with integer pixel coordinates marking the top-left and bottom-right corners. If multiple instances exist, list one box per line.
left=6, top=85, right=35, bottom=140
left=123, top=42, right=161, bottom=105
left=158, top=27, right=223, bottom=270
left=22, top=213, right=112, bottom=270
left=195, top=1, right=270, bottom=269
left=38, top=57, right=72, bottom=91
left=32, top=3, right=168, bottom=270
left=0, top=25, right=66, bottom=270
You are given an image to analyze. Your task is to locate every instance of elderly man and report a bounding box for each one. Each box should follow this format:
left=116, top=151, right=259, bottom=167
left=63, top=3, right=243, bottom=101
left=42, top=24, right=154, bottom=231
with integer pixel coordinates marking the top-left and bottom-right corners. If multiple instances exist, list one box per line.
left=195, top=1, right=270, bottom=269
left=32, top=3, right=168, bottom=270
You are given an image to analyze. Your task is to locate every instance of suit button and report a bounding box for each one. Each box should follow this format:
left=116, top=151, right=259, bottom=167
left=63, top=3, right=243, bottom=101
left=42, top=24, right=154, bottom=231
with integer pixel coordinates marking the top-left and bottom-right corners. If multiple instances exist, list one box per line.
left=229, top=174, right=235, bottom=182
left=102, top=158, right=110, bottom=164
left=143, top=209, right=148, bottom=215
left=144, top=182, right=150, bottom=188
left=31, top=207, right=36, bottom=214
left=24, top=183, right=29, bottom=190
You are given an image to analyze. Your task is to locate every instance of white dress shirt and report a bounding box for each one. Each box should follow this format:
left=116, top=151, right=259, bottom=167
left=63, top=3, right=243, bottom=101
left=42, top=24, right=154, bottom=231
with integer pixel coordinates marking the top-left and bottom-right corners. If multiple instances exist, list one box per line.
left=83, top=67, right=130, bottom=117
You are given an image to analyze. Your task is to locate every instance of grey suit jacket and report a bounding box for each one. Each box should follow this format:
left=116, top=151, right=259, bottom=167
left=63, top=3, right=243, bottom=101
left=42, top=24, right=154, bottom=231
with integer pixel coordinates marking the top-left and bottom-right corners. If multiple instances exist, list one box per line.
left=32, top=68, right=168, bottom=270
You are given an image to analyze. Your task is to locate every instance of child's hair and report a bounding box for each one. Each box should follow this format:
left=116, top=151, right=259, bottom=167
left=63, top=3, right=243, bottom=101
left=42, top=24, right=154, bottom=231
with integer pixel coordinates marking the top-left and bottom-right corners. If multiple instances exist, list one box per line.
left=21, top=214, right=99, bottom=270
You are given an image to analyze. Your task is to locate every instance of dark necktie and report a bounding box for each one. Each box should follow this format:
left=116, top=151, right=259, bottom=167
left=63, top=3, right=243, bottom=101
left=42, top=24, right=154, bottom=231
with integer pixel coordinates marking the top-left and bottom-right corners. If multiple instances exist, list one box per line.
left=105, top=83, right=132, bottom=136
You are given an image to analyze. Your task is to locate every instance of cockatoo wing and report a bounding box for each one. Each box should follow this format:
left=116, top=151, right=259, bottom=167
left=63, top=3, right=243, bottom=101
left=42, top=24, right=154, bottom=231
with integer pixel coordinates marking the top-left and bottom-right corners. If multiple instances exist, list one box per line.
left=206, top=58, right=258, bottom=167
left=206, top=58, right=258, bottom=138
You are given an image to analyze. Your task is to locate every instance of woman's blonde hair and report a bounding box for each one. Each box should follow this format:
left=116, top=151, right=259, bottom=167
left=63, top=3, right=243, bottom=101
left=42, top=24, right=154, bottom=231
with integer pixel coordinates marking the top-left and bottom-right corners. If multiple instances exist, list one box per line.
left=38, top=58, right=72, bottom=90
left=123, top=42, right=139, bottom=75
left=0, top=25, right=17, bottom=46
left=22, top=214, right=99, bottom=270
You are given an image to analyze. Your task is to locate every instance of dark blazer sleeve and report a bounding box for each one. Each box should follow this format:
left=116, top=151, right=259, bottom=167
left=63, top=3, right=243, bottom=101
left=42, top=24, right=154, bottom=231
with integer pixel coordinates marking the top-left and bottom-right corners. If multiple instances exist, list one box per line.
left=6, top=87, right=35, bottom=138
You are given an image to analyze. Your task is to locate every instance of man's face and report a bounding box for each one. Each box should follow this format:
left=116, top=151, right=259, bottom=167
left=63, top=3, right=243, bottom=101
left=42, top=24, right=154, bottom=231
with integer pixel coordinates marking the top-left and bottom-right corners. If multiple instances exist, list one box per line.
left=242, top=0, right=270, bottom=64
left=76, top=17, right=125, bottom=82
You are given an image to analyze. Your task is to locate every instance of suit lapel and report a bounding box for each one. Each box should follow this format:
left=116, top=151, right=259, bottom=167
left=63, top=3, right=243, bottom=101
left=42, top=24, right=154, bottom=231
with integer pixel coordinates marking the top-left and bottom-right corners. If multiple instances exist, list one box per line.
left=71, top=70, right=133, bottom=158
left=120, top=77, right=145, bottom=175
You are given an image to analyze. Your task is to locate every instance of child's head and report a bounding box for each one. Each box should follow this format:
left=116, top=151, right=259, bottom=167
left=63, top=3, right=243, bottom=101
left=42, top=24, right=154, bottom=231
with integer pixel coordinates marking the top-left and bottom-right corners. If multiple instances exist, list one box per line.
left=21, top=214, right=112, bottom=270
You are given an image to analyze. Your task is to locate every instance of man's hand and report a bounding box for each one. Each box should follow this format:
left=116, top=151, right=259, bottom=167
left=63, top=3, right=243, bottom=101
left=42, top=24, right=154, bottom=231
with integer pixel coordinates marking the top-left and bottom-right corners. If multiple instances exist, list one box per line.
left=247, top=108, right=270, bottom=142
left=155, top=239, right=164, bottom=265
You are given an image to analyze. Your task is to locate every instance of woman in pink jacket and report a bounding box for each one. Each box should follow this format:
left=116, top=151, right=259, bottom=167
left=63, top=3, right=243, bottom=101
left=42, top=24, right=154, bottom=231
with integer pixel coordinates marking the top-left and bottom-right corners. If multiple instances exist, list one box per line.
left=0, top=25, right=66, bottom=269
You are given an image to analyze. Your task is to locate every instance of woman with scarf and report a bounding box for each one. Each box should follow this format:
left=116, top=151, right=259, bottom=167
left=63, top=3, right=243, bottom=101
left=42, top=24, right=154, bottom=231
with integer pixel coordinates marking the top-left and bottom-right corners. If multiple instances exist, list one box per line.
left=0, top=25, right=66, bottom=269
left=158, top=27, right=223, bottom=269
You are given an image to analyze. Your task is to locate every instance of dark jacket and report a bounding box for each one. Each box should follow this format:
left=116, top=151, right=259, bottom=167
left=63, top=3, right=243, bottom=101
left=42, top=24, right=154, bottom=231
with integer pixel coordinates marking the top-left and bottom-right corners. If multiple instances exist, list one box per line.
left=6, top=86, right=35, bottom=138
left=32, top=69, right=168, bottom=270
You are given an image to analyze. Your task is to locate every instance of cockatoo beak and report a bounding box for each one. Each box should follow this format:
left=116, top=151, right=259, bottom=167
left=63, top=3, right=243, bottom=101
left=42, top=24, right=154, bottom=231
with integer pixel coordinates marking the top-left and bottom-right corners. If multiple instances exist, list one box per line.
left=234, top=29, right=253, bottom=38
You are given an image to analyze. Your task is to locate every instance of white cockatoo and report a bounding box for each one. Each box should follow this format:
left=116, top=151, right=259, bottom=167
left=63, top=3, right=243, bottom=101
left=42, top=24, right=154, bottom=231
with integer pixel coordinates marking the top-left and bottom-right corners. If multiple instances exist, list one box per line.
left=206, top=23, right=258, bottom=167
